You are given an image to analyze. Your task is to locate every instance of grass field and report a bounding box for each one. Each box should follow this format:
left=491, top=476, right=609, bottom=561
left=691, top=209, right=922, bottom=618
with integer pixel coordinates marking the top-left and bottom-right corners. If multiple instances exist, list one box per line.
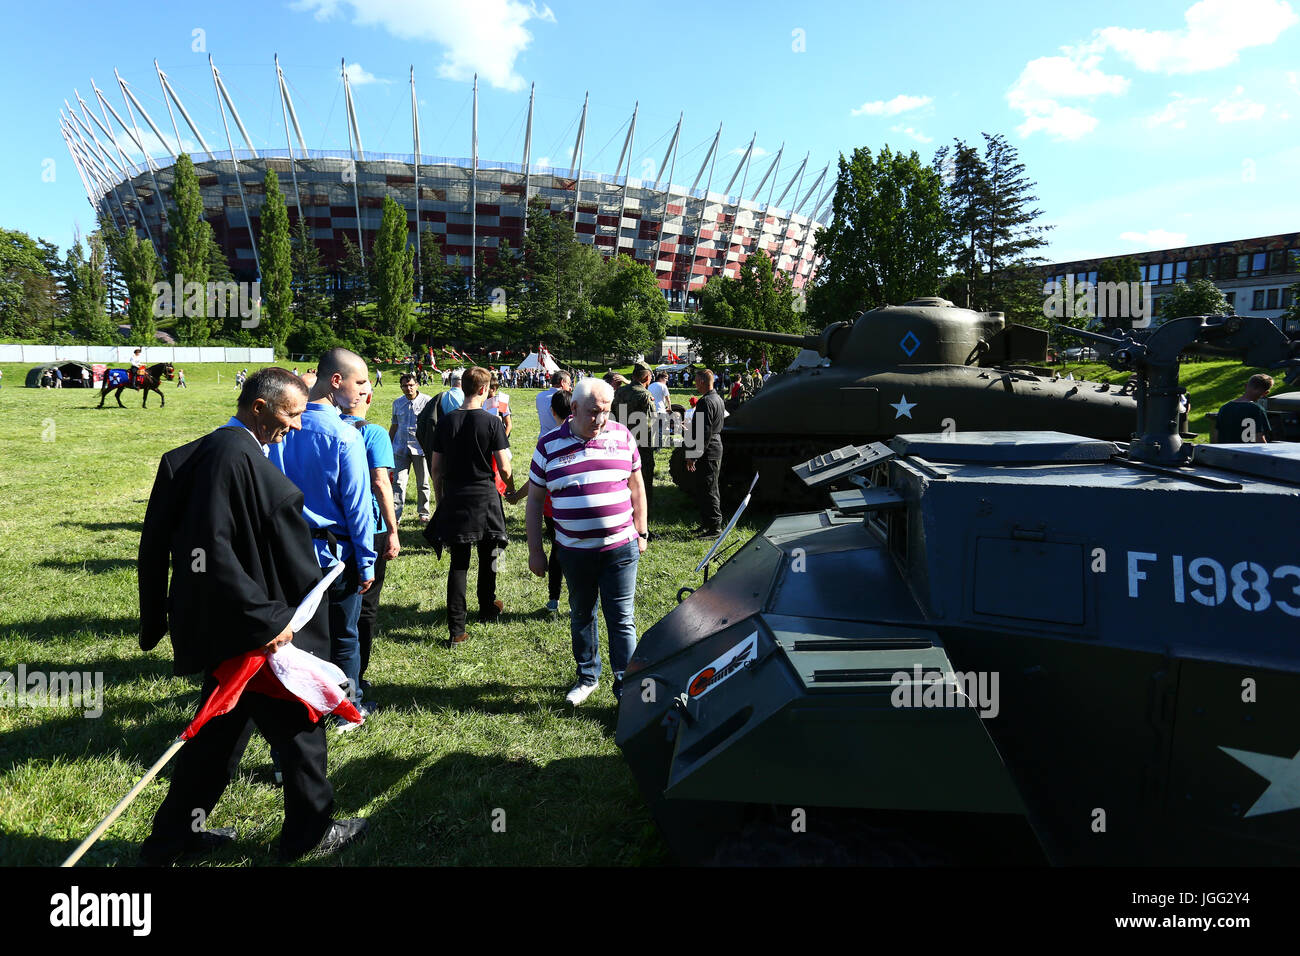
left=0, top=362, right=733, bottom=867
left=0, top=355, right=1277, bottom=867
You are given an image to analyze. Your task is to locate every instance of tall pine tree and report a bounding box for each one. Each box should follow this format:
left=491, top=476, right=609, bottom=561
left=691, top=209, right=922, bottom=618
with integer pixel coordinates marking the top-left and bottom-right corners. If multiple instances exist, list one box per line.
left=373, top=196, right=415, bottom=349
left=167, top=153, right=212, bottom=343
left=257, top=168, right=294, bottom=350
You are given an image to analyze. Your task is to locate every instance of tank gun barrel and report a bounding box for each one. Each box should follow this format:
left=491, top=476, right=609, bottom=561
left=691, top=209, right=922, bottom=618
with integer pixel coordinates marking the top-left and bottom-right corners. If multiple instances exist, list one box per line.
left=686, top=323, right=821, bottom=351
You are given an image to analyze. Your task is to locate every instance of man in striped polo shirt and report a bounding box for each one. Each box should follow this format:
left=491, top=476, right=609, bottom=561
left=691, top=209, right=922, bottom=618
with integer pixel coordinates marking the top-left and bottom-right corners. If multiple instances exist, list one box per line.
left=526, top=378, right=648, bottom=706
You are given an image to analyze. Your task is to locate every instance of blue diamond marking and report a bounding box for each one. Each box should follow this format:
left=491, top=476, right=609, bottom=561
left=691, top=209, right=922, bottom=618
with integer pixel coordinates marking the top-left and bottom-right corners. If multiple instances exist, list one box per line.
left=899, top=331, right=920, bottom=357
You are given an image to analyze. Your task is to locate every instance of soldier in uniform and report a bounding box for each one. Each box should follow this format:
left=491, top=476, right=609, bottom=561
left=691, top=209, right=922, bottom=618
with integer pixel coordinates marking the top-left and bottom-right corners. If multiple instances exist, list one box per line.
left=613, top=362, right=658, bottom=514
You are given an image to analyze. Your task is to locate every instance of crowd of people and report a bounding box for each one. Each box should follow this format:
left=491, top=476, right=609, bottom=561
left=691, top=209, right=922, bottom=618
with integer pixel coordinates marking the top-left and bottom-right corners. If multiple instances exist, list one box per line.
left=133, top=346, right=746, bottom=864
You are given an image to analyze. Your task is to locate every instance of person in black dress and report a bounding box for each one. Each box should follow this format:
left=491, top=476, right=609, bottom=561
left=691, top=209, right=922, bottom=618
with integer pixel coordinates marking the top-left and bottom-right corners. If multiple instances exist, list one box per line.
left=425, top=366, right=514, bottom=646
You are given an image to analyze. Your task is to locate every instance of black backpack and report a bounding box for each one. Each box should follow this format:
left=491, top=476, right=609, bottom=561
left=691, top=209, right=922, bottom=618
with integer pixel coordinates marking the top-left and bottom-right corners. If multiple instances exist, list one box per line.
left=415, top=391, right=446, bottom=457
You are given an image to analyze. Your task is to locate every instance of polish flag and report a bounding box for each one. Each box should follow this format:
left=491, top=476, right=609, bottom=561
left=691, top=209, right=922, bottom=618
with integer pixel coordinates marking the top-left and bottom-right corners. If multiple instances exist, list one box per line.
left=181, top=644, right=361, bottom=740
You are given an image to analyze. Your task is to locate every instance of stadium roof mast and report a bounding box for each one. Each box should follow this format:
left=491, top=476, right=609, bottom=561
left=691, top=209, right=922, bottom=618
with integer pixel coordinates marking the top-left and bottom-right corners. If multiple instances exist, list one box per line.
left=61, top=109, right=113, bottom=195
left=276, top=55, right=304, bottom=220
left=721, top=132, right=756, bottom=278
left=793, top=163, right=832, bottom=286
left=155, top=60, right=184, bottom=157
left=747, top=143, right=783, bottom=269
left=411, top=65, right=422, bottom=298
left=611, top=102, right=638, bottom=258
left=772, top=151, right=808, bottom=273
left=57, top=122, right=99, bottom=215
left=210, top=56, right=261, bottom=279
left=342, top=59, right=366, bottom=268
left=95, top=77, right=166, bottom=262
left=570, top=92, right=588, bottom=228
left=62, top=103, right=131, bottom=234
left=154, top=66, right=216, bottom=156
left=651, top=112, right=683, bottom=286
left=684, top=122, right=722, bottom=308
left=114, top=73, right=173, bottom=258
left=520, top=83, right=535, bottom=240
left=59, top=117, right=116, bottom=227
left=84, top=88, right=158, bottom=250
left=471, top=73, right=478, bottom=294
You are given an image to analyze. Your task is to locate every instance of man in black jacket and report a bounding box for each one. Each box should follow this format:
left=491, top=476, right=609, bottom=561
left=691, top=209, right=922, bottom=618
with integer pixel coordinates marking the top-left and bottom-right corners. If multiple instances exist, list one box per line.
left=137, top=367, right=368, bottom=864
left=685, top=368, right=725, bottom=536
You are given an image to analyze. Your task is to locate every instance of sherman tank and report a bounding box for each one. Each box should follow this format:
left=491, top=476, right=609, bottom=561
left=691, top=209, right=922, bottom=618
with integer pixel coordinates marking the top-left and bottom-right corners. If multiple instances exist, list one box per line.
left=621, top=313, right=1300, bottom=865
left=668, top=298, right=1138, bottom=507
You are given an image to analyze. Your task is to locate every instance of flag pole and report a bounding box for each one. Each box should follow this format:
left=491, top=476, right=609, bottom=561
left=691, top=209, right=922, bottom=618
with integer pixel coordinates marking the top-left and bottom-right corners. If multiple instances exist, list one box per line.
left=61, top=737, right=186, bottom=867
left=61, top=561, right=347, bottom=867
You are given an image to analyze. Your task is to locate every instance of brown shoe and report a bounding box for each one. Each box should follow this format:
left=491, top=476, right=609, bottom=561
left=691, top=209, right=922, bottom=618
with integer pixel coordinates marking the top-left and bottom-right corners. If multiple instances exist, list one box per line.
left=482, top=599, right=504, bottom=621
left=448, top=632, right=468, bottom=648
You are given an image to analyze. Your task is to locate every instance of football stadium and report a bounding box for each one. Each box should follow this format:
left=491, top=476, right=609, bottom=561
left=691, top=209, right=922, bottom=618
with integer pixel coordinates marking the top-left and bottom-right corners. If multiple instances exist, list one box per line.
left=58, top=57, right=830, bottom=308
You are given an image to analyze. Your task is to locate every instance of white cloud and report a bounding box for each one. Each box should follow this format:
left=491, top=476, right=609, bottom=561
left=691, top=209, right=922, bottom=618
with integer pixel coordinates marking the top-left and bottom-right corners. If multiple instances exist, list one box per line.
left=1120, top=229, right=1189, bottom=248
left=533, top=155, right=552, bottom=168
left=1099, top=0, right=1297, bottom=75
left=1290, top=71, right=1300, bottom=94
left=890, top=124, right=933, bottom=143
left=292, top=0, right=556, bottom=92
left=728, top=145, right=769, bottom=158
left=1213, top=86, right=1267, bottom=121
left=1144, top=92, right=1207, bottom=128
left=344, top=62, right=389, bottom=86
left=850, top=94, right=931, bottom=117
left=1007, top=45, right=1128, bottom=140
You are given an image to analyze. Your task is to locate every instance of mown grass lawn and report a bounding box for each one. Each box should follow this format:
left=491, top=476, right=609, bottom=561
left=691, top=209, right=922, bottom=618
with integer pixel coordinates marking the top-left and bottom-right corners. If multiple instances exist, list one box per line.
left=0, top=355, right=1278, bottom=867
left=0, top=361, right=733, bottom=867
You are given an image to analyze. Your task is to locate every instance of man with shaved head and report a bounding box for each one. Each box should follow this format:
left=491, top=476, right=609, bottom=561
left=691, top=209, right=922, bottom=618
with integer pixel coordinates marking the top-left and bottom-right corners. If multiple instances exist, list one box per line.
left=269, top=347, right=378, bottom=731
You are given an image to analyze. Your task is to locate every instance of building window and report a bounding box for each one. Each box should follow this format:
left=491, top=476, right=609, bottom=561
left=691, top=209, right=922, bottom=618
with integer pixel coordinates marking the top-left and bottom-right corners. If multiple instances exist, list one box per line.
left=1289, top=249, right=1300, bottom=273
left=1284, top=288, right=1295, bottom=308
left=1253, top=290, right=1266, bottom=310
left=1252, top=252, right=1267, bottom=275
left=1267, top=288, right=1279, bottom=309
left=1161, top=262, right=1174, bottom=284
left=1188, top=259, right=1204, bottom=279
left=1222, top=291, right=1234, bottom=310
left=1268, top=250, right=1287, bottom=274
left=1175, top=260, right=1188, bottom=282
left=1088, top=270, right=1097, bottom=285
left=1220, top=255, right=1237, bottom=279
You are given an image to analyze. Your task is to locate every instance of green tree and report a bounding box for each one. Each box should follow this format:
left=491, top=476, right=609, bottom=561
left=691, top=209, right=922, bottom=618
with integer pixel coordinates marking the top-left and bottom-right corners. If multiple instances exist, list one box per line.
left=482, top=238, right=524, bottom=345
left=934, top=139, right=986, bottom=309
left=520, top=197, right=567, bottom=345
left=167, top=153, right=212, bottom=343
left=291, top=217, right=329, bottom=330
left=66, top=234, right=113, bottom=342
left=372, top=196, right=414, bottom=349
left=0, top=228, right=58, bottom=339
left=589, top=253, right=670, bottom=361
left=977, top=133, right=1051, bottom=324
left=692, top=249, right=805, bottom=368
left=257, top=169, right=294, bottom=350
left=333, top=234, right=368, bottom=334
left=122, top=229, right=159, bottom=345
left=808, top=145, right=948, bottom=325
left=417, top=229, right=457, bottom=341
left=1158, top=278, right=1233, bottom=323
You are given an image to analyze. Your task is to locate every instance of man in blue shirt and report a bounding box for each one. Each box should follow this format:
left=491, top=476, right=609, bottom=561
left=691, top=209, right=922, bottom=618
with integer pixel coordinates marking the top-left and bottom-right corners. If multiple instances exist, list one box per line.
left=343, top=392, right=399, bottom=706
left=440, top=369, right=465, bottom=416
left=268, top=348, right=377, bottom=729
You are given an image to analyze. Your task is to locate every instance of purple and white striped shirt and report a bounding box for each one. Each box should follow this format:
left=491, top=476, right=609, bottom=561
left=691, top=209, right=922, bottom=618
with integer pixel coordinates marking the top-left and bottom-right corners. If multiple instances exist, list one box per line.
left=529, top=419, right=642, bottom=551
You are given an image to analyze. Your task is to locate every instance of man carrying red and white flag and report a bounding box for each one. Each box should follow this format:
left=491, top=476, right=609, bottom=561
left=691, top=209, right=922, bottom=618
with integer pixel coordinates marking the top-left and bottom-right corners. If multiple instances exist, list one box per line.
left=133, top=368, right=369, bottom=865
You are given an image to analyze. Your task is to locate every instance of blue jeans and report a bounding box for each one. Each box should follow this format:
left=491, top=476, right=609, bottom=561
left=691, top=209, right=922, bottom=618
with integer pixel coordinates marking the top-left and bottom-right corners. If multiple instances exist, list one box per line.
left=557, top=538, right=640, bottom=685
left=326, top=560, right=364, bottom=709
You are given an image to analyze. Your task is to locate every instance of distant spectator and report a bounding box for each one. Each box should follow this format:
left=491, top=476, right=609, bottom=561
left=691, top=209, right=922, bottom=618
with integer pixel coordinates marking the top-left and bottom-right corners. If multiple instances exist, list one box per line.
left=536, top=370, right=573, bottom=439
left=177, top=368, right=187, bottom=389
left=440, top=369, right=465, bottom=416
left=389, top=373, right=432, bottom=524
left=484, top=372, right=513, bottom=438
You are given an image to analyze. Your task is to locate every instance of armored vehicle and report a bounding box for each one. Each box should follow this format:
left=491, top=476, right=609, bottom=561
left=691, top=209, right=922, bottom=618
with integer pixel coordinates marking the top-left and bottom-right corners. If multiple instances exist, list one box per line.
left=620, top=314, right=1300, bottom=865
left=668, top=298, right=1138, bottom=507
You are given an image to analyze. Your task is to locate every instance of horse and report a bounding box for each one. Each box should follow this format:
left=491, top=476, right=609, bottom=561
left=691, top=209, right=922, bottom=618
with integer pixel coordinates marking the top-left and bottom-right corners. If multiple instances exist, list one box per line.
left=97, top=363, right=176, bottom=408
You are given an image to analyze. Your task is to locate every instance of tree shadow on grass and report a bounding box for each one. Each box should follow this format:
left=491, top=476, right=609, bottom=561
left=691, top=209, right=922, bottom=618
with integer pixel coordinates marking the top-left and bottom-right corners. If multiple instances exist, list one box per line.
left=57, top=520, right=140, bottom=533
left=36, top=557, right=137, bottom=575
left=4, top=612, right=137, bottom=643
left=328, top=750, right=666, bottom=866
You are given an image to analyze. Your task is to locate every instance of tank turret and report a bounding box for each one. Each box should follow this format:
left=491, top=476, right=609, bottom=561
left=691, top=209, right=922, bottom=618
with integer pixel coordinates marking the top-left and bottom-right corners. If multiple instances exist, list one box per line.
left=670, top=298, right=1134, bottom=506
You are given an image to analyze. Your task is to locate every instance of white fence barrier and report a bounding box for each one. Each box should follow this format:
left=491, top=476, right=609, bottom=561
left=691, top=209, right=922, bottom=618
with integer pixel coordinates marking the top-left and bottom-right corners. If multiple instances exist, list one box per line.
left=1, top=345, right=274, bottom=364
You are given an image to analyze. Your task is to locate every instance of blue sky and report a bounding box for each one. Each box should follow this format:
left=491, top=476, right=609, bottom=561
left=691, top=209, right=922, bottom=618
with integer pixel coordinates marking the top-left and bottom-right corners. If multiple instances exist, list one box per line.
left=3, top=0, right=1297, bottom=265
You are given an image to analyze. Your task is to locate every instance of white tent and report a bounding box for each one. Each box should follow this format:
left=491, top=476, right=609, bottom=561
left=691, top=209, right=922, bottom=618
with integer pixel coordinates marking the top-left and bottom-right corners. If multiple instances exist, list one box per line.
left=515, top=351, right=560, bottom=373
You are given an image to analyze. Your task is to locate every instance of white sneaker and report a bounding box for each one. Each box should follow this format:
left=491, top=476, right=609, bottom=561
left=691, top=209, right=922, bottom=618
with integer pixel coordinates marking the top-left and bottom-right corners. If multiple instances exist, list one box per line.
left=333, top=716, right=364, bottom=734
left=546, top=599, right=559, bottom=613
left=564, top=681, right=598, bottom=706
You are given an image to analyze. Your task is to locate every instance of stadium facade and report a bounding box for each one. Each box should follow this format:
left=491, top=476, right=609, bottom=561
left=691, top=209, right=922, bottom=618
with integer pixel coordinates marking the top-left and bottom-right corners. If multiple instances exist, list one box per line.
left=58, top=58, right=831, bottom=310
